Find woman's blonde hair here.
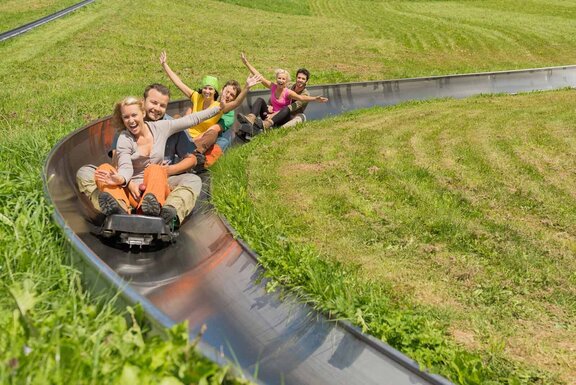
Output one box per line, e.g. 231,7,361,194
111,96,145,132
274,69,290,82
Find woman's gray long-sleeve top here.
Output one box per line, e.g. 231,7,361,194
115,106,220,184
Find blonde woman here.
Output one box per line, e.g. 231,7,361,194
92,96,222,226
237,53,328,132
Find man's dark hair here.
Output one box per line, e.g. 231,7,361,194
296,68,310,82
144,83,171,99
223,80,242,99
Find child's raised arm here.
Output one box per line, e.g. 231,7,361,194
160,51,194,98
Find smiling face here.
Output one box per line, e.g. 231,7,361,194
202,85,216,100
144,88,169,121
222,85,238,103
121,104,145,136
276,72,289,87
295,72,308,88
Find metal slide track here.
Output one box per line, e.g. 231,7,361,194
43,65,576,385
0,0,95,42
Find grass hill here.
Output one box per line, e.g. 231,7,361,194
1,0,575,383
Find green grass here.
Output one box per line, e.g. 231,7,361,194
0,0,84,32
2,0,576,383
212,90,576,384
215,0,310,16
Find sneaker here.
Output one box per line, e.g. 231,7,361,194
238,123,255,136
160,205,179,227
98,192,127,216
193,152,207,173
237,113,255,125
254,117,264,131
236,130,251,142
141,193,161,216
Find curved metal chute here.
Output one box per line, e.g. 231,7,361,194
43,65,576,385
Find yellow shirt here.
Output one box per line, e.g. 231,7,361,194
188,91,223,138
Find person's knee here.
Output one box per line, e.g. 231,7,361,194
95,163,115,173
175,173,202,196
282,113,306,128
145,163,166,177
216,137,231,152
194,129,219,153
76,164,96,182
147,164,163,171
76,164,97,194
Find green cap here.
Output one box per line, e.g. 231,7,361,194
202,75,219,90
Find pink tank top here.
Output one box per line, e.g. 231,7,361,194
270,83,291,112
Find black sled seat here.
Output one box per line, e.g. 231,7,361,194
98,214,176,247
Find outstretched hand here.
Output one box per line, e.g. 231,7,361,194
220,87,229,103
246,73,262,88
95,168,125,186
219,94,227,112
240,52,248,65
316,96,329,103
159,50,167,65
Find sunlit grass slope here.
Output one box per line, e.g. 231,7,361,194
0,0,82,32
1,0,576,383
219,0,576,78
212,90,576,384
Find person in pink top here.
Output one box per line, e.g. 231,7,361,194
269,80,292,112
237,53,328,134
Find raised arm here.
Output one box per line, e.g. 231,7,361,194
241,53,272,89
221,74,263,113
162,106,223,136
288,88,310,112
160,51,194,98
287,89,328,103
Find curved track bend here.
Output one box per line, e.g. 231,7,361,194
43,66,576,385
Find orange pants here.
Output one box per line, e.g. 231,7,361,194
95,163,170,213
205,144,223,168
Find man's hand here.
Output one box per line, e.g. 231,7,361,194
127,181,141,201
